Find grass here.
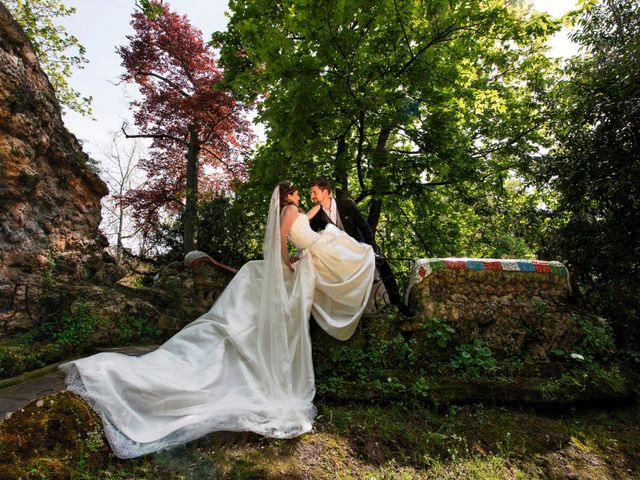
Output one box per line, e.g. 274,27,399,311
3,393,639,479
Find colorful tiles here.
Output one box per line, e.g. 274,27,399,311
407,258,570,304
410,258,568,283
483,261,502,271
466,260,485,270
444,259,466,270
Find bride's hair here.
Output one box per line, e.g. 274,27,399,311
278,181,298,207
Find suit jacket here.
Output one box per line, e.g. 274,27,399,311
309,193,377,249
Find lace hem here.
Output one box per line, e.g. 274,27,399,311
59,362,316,459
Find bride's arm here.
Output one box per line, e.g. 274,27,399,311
306,204,321,219
280,205,298,269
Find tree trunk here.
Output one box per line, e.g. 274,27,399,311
184,124,200,252
116,201,124,261
368,127,391,233
334,135,349,193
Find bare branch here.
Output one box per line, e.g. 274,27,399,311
136,70,192,97
121,124,188,146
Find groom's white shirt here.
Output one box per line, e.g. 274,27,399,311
323,197,344,230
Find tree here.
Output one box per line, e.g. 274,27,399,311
119,2,254,252
534,0,640,344
100,132,147,261
4,0,92,115
214,0,560,254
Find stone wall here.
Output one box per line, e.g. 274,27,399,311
0,5,120,333
405,258,577,363
310,258,627,404
150,260,235,330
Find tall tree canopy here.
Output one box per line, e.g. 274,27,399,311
119,2,254,252
5,0,92,115
534,0,640,343
213,0,560,265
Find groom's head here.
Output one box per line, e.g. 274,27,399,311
309,178,332,206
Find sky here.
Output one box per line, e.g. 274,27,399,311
58,0,579,164
59,0,230,160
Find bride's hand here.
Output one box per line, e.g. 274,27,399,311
306,203,321,219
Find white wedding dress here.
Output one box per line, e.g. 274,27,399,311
60,188,375,458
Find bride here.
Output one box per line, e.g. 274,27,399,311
60,182,375,458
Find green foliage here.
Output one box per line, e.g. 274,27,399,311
0,300,163,380
47,304,98,347
450,339,497,378
196,195,264,268
17,170,41,193
318,332,417,396
0,345,45,377
215,0,561,264
5,0,92,116
137,0,163,19
575,316,616,363
532,0,640,347
423,316,455,349
547,315,616,371
42,250,57,287
537,373,586,402
113,314,163,345
7,82,39,114
83,430,105,453
147,183,267,266
411,376,430,398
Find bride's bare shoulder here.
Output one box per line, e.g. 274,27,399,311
281,204,299,217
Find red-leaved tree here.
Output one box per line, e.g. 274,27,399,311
118,1,254,252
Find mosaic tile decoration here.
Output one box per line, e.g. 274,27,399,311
405,258,569,303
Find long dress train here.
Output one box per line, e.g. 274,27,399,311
60,199,375,458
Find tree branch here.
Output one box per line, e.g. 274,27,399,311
121,124,188,146
397,203,433,256
200,145,231,170
356,110,366,192
393,0,414,58
136,70,191,97
396,21,483,78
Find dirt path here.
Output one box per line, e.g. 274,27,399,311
0,345,156,421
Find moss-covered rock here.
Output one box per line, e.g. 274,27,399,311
0,284,167,380
0,391,110,479
0,255,235,381
149,261,234,330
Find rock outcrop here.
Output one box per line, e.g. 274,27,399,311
150,259,234,330
0,391,111,479
0,4,120,333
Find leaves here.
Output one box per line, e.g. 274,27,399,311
215,0,561,262
117,2,254,251
5,0,92,116
533,0,640,343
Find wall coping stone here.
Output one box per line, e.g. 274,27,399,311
406,257,570,303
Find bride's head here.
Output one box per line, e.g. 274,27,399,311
278,181,300,207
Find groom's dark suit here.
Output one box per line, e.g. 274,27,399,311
309,193,375,246
309,193,413,316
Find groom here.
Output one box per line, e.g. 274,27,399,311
308,179,415,317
